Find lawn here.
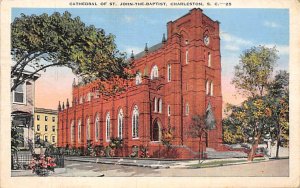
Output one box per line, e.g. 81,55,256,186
188,158,265,168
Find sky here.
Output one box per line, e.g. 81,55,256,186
12,8,289,111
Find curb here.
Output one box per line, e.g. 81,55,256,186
182,159,269,169
65,158,170,169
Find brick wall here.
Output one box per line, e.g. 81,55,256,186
58,9,223,159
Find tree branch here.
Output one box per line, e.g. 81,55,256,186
11,51,37,74
11,62,66,91
11,52,47,91
12,52,45,75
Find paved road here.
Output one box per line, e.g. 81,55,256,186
57,159,289,177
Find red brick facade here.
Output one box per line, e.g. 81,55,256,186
58,9,223,159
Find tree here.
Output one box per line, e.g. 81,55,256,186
232,45,279,97
11,123,23,153
189,115,209,163
222,107,245,144
225,70,289,160
267,71,289,158
11,122,24,169
231,97,274,161
11,11,132,92
230,45,282,161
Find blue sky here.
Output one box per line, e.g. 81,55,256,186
12,8,289,108
12,8,289,72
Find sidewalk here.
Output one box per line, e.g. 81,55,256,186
66,156,173,169
11,168,105,177
11,157,276,177
65,156,269,169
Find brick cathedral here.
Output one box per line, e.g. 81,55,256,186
57,9,223,159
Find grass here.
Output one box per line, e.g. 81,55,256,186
188,157,266,168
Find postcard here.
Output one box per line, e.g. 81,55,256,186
1,0,299,187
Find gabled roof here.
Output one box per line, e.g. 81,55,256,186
11,68,41,81
133,42,163,60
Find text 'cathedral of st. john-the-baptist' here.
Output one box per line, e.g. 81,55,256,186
57,8,223,159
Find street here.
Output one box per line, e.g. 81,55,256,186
55,159,289,177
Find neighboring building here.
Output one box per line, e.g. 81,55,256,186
11,70,40,149
57,9,223,159
34,108,58,146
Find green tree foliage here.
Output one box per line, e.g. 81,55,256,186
11,123,23,153
222,110,245,144
227,46,289,161
224,97,275,160
267,71,289,158
232,46,279,97
11,11,132,91
224,71,289,159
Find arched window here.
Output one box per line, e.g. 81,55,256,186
71,120,75,143
150,65,159,79
208,52,211,67
210,81,214,96
78,119,81,142
167,105,171,116
167,64,171,82
106,112,111,141
86,117,90,141
186,103,189,115
151,120,161,141
135,72,142,85
118,109,124,139
132,105,139,138
95,114,100,141
185,49,189,64
158,98,162,113
206,80,210,95
154,97,158,112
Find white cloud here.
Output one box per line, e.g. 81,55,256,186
264,44,289,56
275,45,289,56
221,32,253,52
123,15,134,23
123,45,144,56
223,44,240,52
220,32,288,56
263,21,281,28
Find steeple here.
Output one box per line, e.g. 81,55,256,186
58,101,61,111
62,102,65,110
130,50,134,60
162,33,166,43
66,98,70,108
144,43,148,53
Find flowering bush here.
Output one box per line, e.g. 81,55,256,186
161,127,174,147
139,145,149,158
29,154,56,176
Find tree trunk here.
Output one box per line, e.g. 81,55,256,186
248,134,260,161
276,128,281,159
199,136,201,164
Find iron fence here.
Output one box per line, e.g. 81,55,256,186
11,153,64,170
